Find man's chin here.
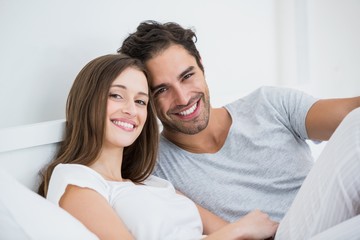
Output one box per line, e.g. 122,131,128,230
163,122,208,135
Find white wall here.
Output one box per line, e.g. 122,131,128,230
275,0,360,98
307,0,360,98
1,0,359,129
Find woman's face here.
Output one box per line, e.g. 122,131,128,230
104,67,149,149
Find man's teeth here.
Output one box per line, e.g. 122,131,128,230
179,103,197,116
112,120,134,129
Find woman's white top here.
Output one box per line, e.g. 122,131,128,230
47,164,203,240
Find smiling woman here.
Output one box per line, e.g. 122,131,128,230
37,54,168,240
101,67,149,156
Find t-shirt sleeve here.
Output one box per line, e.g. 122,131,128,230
46,164,109,205
260,86,318,140
225,86,318,141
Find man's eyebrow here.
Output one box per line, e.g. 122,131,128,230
151,83,167,92
150,66,195,92
110,84,148,97
178,66,195,80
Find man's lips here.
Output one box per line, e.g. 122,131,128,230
178,102,198,116
171,99,200,119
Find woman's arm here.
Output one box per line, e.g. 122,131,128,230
200,208,278,240
195,203,229,234
59,184,134,240
179,190,278,239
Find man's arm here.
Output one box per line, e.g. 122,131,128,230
305,96,360,141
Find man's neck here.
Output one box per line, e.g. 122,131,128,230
163,107,232,154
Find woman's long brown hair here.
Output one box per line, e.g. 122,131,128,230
38,54,159,197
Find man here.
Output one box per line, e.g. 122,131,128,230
118,20,360,224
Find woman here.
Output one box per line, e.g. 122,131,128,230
38,54,278,240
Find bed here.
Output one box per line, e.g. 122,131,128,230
0,119,99,239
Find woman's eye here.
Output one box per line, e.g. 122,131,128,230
135,100,147,106
109,93,122,100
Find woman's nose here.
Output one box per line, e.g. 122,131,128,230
122,101,137,116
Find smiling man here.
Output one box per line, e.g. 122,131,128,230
118,20,360,238
146,44,213,138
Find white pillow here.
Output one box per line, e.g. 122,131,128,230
0,168,99,240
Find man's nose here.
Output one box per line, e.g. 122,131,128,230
172,85,189,106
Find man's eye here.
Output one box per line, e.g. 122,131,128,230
154,88,167,97
183,73,193,80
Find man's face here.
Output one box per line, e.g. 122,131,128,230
145,44,210,135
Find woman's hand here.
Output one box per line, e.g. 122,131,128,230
204,209,278,240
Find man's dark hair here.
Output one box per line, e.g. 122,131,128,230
118,20,204,72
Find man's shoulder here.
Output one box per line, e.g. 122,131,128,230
226,86,308,109
225,86,280,104
224,86,276,111
244,86,300,100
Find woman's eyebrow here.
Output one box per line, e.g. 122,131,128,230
111,84,148,97
111,84,126,89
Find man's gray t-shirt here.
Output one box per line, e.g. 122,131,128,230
153,86,318,222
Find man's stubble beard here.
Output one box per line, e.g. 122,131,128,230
160,93,210,135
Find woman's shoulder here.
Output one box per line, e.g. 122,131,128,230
54,163,95,174
47,164,110,204
52,164,106,183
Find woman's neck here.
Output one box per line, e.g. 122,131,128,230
89,146,125,182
